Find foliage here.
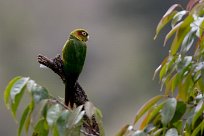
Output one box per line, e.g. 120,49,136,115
5,1,204,136
4,76,104,136
116,0,204,136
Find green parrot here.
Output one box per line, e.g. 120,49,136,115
62,29,89,108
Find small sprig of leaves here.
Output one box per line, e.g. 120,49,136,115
4,76,104,136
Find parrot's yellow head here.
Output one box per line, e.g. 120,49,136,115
70,29,89,42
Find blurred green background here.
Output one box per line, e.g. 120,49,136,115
0,0,186,135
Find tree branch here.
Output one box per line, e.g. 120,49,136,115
37,54,88,105
37,54,99,135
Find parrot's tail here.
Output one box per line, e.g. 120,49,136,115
65,75,78,108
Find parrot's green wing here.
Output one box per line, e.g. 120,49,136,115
62,38,87,107
62,39,87,77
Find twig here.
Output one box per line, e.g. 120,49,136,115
48,95,71,110
37,54,88,105
38,54,65,82
80,129,99,136
82,118,100,136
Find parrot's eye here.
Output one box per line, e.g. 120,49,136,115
81,31,87,36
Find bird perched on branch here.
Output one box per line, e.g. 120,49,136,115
62,29,89,108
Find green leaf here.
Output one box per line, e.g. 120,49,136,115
10,77,29,117
10,77,29,102
95,108,105,136
55,110,70,136
134,95,164,124
115,124,130,136
32,118,49,136
161,98,177,126
144,124,156,134
27,80,49,103
143,103,164,126
160,64,168,80
170,28,187,55
185,106,195,131
152,128,164,136
180,32,195,54
171,101,186,123
194,62,204,73
171,10,188,27
171,74,181,92
177,74,193,102
198,68,204,92
67,105,85,128
154,4,182,39
4,76,21,108
53,125,60,136
65,123,82,136
41,102,50,118
25,100,35,133
165,128,178,136
177,56,192,73
95,107,103,119
140,103,165,130
46,104,62,126
159,55,177,81
191,16,204,37
201,119,204,136
18,105,30,136
173,120,182,134
191,120,204,136
48,106,85,136
170,15,194,55
198,17,204,37
164,21,183,46
157,57,168,80
192,100,204,128
152,114,162,127
153,65,162,80
139,109,154,130
64,106,85,136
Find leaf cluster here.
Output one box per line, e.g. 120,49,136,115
4,76,104,136
117,0,204,136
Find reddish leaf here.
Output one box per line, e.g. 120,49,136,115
115,124,130,136
186,0,200,11
164,21,183,46
154,4,182,39
134,95,164,125
139,103,164,130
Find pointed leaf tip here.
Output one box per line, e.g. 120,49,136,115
134,95,164,125
115,124,130,136
154,4,182,39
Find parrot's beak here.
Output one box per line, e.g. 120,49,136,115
87,35,89,40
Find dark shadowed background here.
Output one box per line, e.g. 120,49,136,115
0,0,186,135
